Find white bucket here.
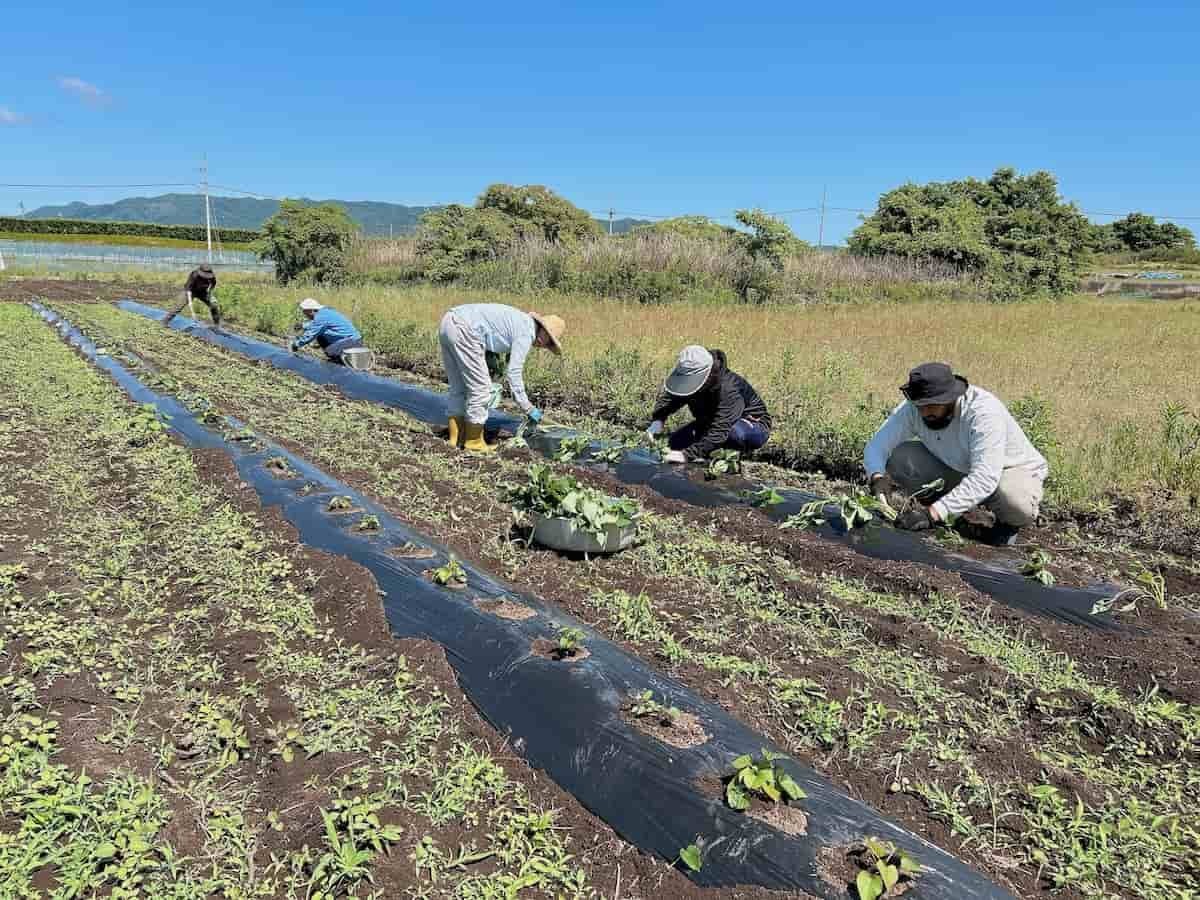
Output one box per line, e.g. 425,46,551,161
342,347,375,371
531,513,637,554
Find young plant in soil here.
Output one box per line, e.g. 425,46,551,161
430,556,468,588
503,464,640,540
706,449,742,479
629,690,682,727
327,495,356,512
265,456,298,478
746,487,785,508
1020,549,1056,585
553,435,592,462
853,837,922,900
354,514,381,532
725,749,806,810
676,843,703,872
556,626,586,659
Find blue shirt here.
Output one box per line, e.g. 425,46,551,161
450,303,537,412
293,307,361,349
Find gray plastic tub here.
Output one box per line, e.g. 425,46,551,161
531,513,637,554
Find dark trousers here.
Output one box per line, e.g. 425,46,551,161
163,290,220,325
668,418,770,455
321,336,365,363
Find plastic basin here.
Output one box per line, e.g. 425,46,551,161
531,513,636,554
342,347,375,371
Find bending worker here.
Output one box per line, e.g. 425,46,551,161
647,346,771,463
439,303,565,451
290,298,364,363
865,362,1048,542
162,263,220,327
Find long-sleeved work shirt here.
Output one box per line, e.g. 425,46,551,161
184,268,216,299
863,385,1048,520
450,303,537,412
293,308,361,350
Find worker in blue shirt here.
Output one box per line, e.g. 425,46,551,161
438,303,565,451
290,298,364,363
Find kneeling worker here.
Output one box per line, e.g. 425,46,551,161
439,303,565,451
647,346,771,463
290,298,364,363
865,362,1048,541
163,263,220,327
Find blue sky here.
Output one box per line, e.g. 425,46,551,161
2,0,1197,243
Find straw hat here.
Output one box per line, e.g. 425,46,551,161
664,345,714,397
529,312,565,355
299,298,323,312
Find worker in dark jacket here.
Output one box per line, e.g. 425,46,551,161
163,264,220,327
646,346,771,463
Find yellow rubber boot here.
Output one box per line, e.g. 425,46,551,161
446,416,464,448
462,422,496,452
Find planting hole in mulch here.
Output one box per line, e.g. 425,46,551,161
475,598,537,621
423,569,468,590
389,542,436,560
531,638,591,663
263,457,299,479
623,708,710,749
696,774,808,836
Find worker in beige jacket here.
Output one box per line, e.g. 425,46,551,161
864,363,1048,543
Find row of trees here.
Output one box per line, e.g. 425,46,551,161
255,174,1194,298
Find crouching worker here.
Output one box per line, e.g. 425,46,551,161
647,346,771,464
438,303,565,451
290,298,364,363
163,263,220,327
865,362,1048,543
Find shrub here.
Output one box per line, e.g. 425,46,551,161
415,205,534,282
255,201,357,285
0,215,258,244
476,184,601,244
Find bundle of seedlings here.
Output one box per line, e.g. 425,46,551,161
502,464,641,553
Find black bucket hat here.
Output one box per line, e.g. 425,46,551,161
901,362,968,406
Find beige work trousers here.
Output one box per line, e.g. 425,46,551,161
885,441,1044,526
438,312,493,425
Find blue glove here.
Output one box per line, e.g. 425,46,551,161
527,408,543,425
289,340,299,353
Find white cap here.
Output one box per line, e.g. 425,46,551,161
299,298,323,312
664,345,714,397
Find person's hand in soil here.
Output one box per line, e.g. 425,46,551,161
896,504,934,531
870,474,897,500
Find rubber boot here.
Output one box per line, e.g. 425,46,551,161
446,416,464,448
462,422,495,453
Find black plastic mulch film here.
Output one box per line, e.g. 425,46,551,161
33,303,1015,897
117,299,1120,630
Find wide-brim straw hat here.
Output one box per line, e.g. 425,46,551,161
664,345,714,397
299,297,323,312
529,312,565,355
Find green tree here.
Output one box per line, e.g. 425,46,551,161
734,208,810,269
635,215,735,242
415,204,534,282
848,168,1091,298
254,200,357,285
1110,212,1196,252
476,184,601,244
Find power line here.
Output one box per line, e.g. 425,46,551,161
0,182,194,189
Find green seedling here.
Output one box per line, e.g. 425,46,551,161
503,464,640,539
678,843,703,872
354,514,381,532
556,626,586,657
706,449,742,479
854,836,922,900
554,435,592,462
430,556,468,587
1133,563,1167,610
780,498,829,530
747,487,785,507
593,442,634,466
629,690,681,727
934,524,967,547
327,495,355,512
264,456,297,477
725,749,806,810
1020,549,1055,586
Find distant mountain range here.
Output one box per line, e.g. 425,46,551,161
26,193,648,236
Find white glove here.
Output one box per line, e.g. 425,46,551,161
646,421,664,437
664,449,686,464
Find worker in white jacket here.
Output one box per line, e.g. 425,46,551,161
438,303,565,452
864,362,1048,540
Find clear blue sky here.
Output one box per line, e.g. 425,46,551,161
2,0,1197,243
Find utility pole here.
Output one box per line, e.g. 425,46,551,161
817,185,827,251
608,208,614,236
201,155,213,262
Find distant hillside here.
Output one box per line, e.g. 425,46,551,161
27,194,649,236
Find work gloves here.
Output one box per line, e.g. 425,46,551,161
527,408,543,426
896,504,934,532
645,420,664,441
870,474,897,500
664,449,687,464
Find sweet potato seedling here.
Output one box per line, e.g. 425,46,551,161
746,487,785,507
430,556,468,587
354,514,381,532
677,843,703,872
854,836,922,900
327,495,355,512
556,626,586,657
1020,549,1055,585
629,690,681,726
706,449,742,479
554,435,592,462
725,748,806,810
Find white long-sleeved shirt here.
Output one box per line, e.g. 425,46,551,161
863,385,1048,520
450,303,537,412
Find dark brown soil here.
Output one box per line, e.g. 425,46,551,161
0,276,163,304
475,597,538,620
624,709,711,750
389,541,437,559
531,637,592,663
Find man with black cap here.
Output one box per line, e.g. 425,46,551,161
646,345,771,463
864,362,1048,541
163,263,220,328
